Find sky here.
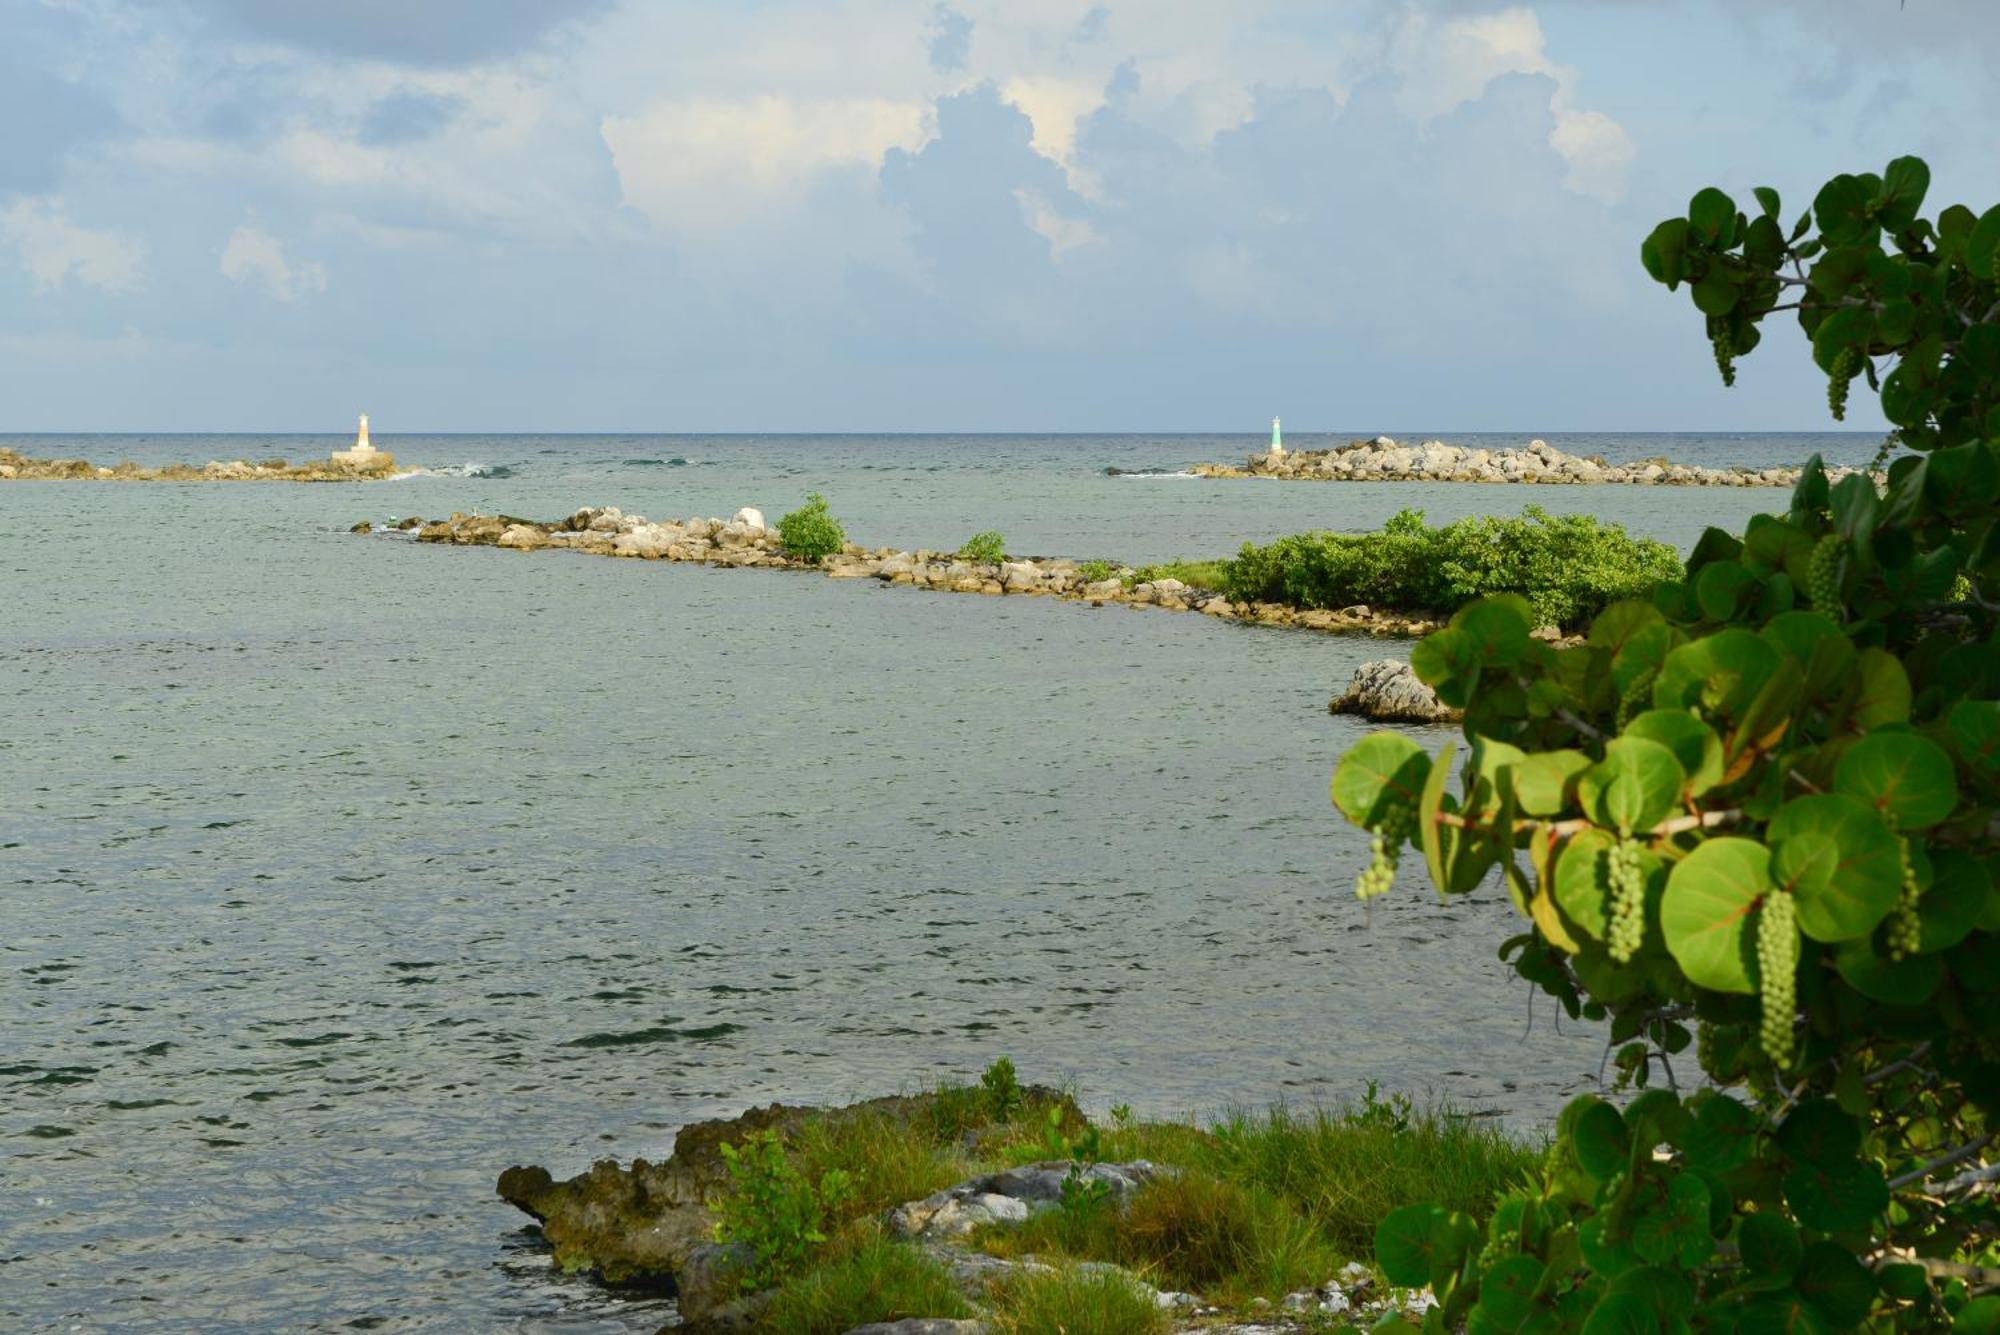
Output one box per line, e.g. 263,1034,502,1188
1,0,1995,433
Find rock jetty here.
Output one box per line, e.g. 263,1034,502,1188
1193,435,1854,486
394,506,1447,640
0,445,399,482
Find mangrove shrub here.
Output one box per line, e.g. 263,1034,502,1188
1226,507,1680,629
778,493,847,563
1332,156,1999,1332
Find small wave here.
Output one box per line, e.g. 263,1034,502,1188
621,456,690,467
1104,466,1197,479
391,462,516,480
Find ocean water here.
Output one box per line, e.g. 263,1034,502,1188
1,432,1875,1332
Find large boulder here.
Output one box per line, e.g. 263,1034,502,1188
886,1161,1171,1241
1330,660,1458,724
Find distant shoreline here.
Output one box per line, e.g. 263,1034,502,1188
0,447,401,483
1190,435,1870,486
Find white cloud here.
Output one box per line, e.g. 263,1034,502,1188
0,198,146,293
1388,5,1634,203
602,95,930,231
220,222,328,299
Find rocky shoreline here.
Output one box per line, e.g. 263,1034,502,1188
499,1087,1445,1334
1192,435,1860,486
384,506,1451,642
0,445,400,482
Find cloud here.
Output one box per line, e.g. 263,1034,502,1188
0,5,121,194
357,91,466,146
1,199,145,293
603,96,931,233
220,223,328,300
183,0,611,66
928,5,974,73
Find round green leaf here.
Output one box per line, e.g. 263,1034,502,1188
1632,1173,1713,1268
1662,838,1770,994
1689,186,1737,242
1573,1099,1632,1181
1331,732,1431,827
1738,1294,1830,1335
1579,736,1686,835
1683,1094,1756,1173
1776,1099,1861,1163
1851,649,1911,730
1556,828,1614,943
1784,1158,1889,1234
1833,731,1959,829
1919,849,1989,953
1515,749,1592,817
1477,1255,1547,1328
1948,699,2000,771
1766,794,1901,941
1956,1297,2000,1334
1652,631,1780,720
1622,710,1724,797
1794,1241,1876,1327
1695,559,1758,619
1374,1202,1446,1287
1967,205,2000,281
1579,1291,1655,1335
1737,1213,1801,1289
1834,938,1942,1004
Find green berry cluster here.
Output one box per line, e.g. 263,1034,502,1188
1827,347,1858,420
1710,326,1737,387
1757,891,1799,1068
1355,799,1417,900
1616,668,1657,731
1887,839,1923,961
1606,837,1646,963
1807,533,1846,614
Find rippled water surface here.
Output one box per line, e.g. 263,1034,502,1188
2,432,1876,1331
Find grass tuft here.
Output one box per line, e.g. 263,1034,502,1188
759,1230,973,1335
988,1263,1167,1335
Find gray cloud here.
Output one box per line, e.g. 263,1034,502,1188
357,92,467,146
184,0,611,65
927,5,973,74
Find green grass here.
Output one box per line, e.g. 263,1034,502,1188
987,1263,1168,1335
1204,1101,1541,1257
758,1230,973,1334
788,1109,973,1226
1125,558,1231,592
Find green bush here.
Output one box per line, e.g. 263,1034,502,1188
1332,156,1999,1333
1076,559,1120,584
777,493,847,563
959,530,1006,564
1224,506,1680,629
711,1130,852,1290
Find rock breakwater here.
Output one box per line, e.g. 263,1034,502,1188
1193,435,1859,486
0,446,399,482
395,506,1448,639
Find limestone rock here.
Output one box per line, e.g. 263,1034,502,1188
887,1161,1170,1241
1330,660,1458,724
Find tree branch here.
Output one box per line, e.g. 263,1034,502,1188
1888,1133,1996,1191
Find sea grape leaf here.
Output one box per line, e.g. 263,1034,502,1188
1579,736,1685,835
1622,710,1724,797
1516,749,1592,816
1737,1213,1802,1290
1662,838,1769,994
1766,794,1901,941
1331,732,1431,827
1573,1098,1632,1181
1652,630,1780,720
1833,731,1959,829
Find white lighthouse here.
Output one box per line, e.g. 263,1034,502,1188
1270,416,1284,458
331,413,393,473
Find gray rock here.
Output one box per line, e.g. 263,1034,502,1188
887,1161,1170,1240
1330,660,1457,724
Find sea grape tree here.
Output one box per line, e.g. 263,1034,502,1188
1333,156,1998,1332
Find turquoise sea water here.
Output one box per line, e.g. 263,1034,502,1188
1,432,1877,1331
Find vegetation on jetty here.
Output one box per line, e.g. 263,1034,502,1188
0,445,399,481
1331,156,2000,1333
498,1061,1537,1333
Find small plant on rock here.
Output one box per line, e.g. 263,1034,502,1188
1076,559,1119,584
711,1129,853,1291
777,492,847,563
959,530,1006,564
